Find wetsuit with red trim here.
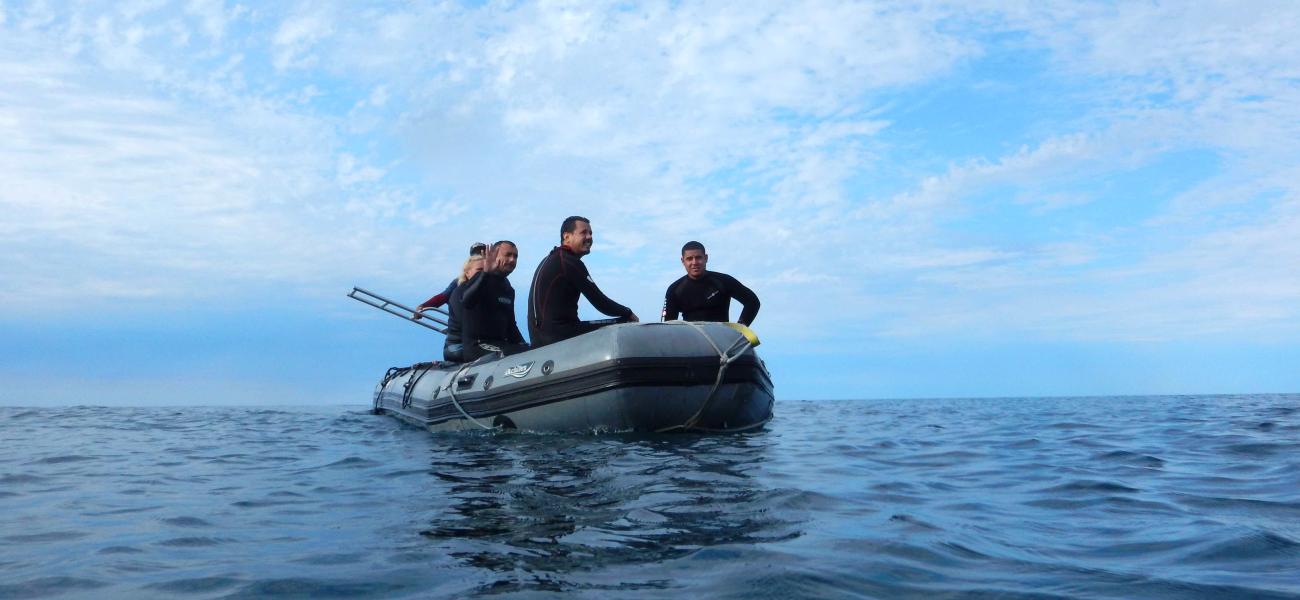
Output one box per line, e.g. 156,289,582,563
527,245,634,348
418,279,463,361
417,279,457,311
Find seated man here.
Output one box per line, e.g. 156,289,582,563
527,216,639,348
455,241,529,362
662,241,760,326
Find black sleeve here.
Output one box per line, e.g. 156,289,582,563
662,279,681,321
720,274,760,326
458,272,488,308
570,260,633,318
510,320,526,345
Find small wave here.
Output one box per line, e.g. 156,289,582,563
888,513,941,532
97,546,145,554
1222,442,1294,456
83,506,163,516
1180,530,1300,564
231,499,311,508
156,536,233,547
144,576,243,594
3,531,89,543
1022,497,1109,510
380,468,430,479
0,576,108,597
310,456,381,470
1040,480,1140,494
219,578,409,599
1173,493,1300,517
32,454,97,465
161,516,214,527
1096,450,1166,468
1048,421,1100,430
289,553,366,566
0,473,48,484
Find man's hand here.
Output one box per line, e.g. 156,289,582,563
413,307,427,320
627,312,640,323
483,243,504,274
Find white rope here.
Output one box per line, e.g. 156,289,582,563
657,322,752,432
445,355,500,431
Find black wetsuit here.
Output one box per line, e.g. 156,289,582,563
455,271,528,361
661,271,760,326
527,245,634,347
443,285,466,362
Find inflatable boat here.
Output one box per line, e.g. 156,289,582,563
351,284,773,433
371,321,774,433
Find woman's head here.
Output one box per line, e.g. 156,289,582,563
459,255,485,283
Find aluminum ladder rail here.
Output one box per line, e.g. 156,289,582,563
348,287,450,334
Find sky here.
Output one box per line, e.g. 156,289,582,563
1,0,1298,405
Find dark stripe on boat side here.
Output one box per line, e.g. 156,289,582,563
378,355,772,427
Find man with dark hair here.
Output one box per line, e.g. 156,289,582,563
455,240,528,361
662,240,760,326
527,216,639,347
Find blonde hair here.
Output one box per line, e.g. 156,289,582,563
458,256,485,284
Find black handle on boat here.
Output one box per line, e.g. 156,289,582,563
348,287,449,334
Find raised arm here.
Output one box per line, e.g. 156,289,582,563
458,272,489,309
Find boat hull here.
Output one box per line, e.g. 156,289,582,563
372,322,774,433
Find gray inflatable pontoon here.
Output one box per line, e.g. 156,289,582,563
371,321,774,433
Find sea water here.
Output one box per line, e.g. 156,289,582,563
1,395,1297,599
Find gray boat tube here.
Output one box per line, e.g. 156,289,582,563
372,321,774,433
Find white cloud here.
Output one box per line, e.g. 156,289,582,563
1,0,1297,349
271,5,336,70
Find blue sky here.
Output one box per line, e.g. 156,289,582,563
2,1,1297,405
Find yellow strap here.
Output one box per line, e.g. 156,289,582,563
725,322,761,347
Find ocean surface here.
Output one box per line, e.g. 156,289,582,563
1,395,1298,599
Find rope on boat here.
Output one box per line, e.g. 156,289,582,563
657,322,752,433
446,354,501,431
402,364,435,410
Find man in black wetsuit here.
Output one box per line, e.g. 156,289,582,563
527,216,639,348
661,241,760,326
454,241,529,362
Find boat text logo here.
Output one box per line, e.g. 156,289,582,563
504,362,534,378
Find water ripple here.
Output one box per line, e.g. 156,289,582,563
0,397,1297,598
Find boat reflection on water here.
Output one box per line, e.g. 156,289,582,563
418,431,800,593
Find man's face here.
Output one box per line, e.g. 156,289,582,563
681,248,708,279
563,221,594,256
497,244,519,275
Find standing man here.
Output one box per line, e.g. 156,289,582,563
528,216,639,347
662,241,760,326
456,240,528,361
